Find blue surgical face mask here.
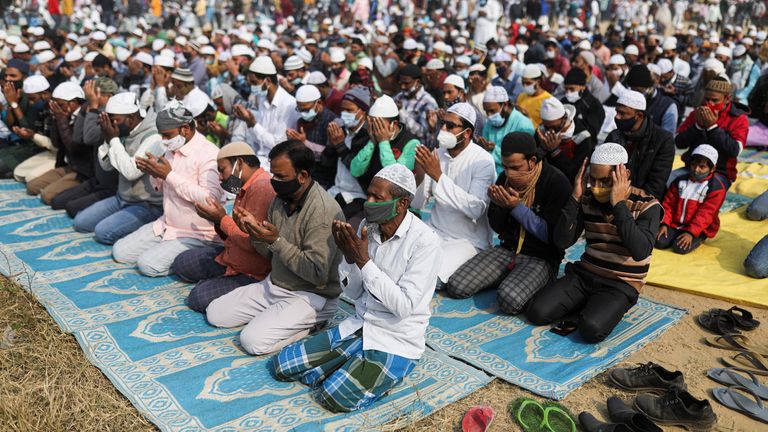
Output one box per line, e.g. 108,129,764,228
341,111,359,128
488,112,505,127
457,69,470,79
251,84,267,97
300,108,317,122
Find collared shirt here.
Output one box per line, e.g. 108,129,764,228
216,168,275,279
246,86,299,169
413,142,496,250
394,87,438,144
151,131,224,241
338,212,442,359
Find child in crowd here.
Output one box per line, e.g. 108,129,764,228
656,144,728,254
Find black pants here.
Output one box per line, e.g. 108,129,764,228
51,178,117,218
526,264,639,343
655,227,705,254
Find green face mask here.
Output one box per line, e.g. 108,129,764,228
363,198,400,223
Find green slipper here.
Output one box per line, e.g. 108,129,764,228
510,398,578,432
541,403,578,432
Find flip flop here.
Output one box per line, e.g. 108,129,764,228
462,405,494,432
697,309,739,335
705,334,768,356
711,386,768,423
727,306,760,331
723,352,768,376
707,368,768,400
511,398,546,432
542,405,578,432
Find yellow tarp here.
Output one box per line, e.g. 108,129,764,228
648,208,768,308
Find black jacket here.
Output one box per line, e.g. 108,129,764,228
606,118,675,201
488,162,571,268
319,121,372,190
562,89,605,141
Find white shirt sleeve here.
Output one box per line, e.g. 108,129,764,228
432,157,495,221
97,143,114,171
107,134,164,181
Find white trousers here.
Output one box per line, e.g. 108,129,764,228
13,151,56,183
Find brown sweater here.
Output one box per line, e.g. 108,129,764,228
252,181,344,299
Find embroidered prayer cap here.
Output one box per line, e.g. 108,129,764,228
52,82,84,101
662,38,677,51
493,51,512,62
13,43,30,53
231,44,255,58
705,75,732,94
374,163,416,196
617,90,647,111
283,55,304,71
218,141,256,160
692,144,719,167
733,45,747,58
483,86,509,103
152,39,166,52
105,92,141,115
447,102,476,128
329,47,346,63
591,143,628,166
156,100,194,130
646,63,661,77
94,77,119,94
22,75,50,94
455,55,472,66
368,95,398,118
171,68,194,83
540,97,566,121
295,85,321,103
444,74,465,91
358,57,373,71
34,50,56,64
185,93,214,117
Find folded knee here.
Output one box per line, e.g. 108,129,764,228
744,259,768,279
205,301,239,329
137,256,169,277
525,299,556,326
239,327,279,356
186,286,210,313
111,242,131,264
578,317,610,343
746,205,767,221
94,228,119,245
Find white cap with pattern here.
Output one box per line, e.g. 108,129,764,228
591,143,628,165
374,163,416,195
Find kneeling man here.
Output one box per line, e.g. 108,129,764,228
272,163,441,412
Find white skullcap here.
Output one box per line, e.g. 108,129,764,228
33,41,51,51
23,75,50,94
433,41,448,52
493,51,512,62
231,44,254,58
329,47,345,63
249,56,277,74
154,55,175,68
715,46,732,58
425,58,445,70
503,44,518,55
523,64,542,79
115,46,131,63
455,36,468,45
483,86,509,103
454,55,472,66
368,94,398,118
609,54,626,65
617,90,647,111
186,94,214,117
692,144,719,167
5,35,21,46
579,50,596,67
52,82,84,101
468,63,486,72
374,163,416,196
295,85,321,103
444,74,465,91
662,38,677,51
403,38,417,50
106,92,141,115
447,102,476,127
742,37,754,46
35,50,56,64
152,39,166,52
296,48,313,64
13,43,30,54
91,31,107,41
134,52,154,66
305,71,328,85
591,143,628,166
624,44,639,56
647,63,661,76
255,39,273,51
358,57,373,71
540,97,566,121
29,26,45,36
65,50,83,62
283,55,304,71
200,45,216,56
757,31,767,42
657,58,674,74
577,40,592,51
84,51,99,62
733,45,747,57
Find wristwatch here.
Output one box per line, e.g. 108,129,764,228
10,102,19,110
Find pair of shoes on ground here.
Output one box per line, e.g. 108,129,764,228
579,396,661,432
703,333,768,376
708,367,768,423
605,362,716,431
696,306,760,335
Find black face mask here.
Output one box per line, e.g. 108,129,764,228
220,160,243,194
183,52,193,61
118,123,131,137
271,177,302,200
9,80,23,90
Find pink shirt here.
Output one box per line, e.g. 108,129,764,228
151,132,224,241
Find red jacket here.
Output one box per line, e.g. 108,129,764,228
675,102,750,182
661,172,728,238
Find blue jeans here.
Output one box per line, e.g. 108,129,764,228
746,191,768,221
745,235,768,279
73,196,163,245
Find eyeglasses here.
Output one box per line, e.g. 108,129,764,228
443,121,462,130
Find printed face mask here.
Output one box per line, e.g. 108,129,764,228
220,160,243,194
163,134,186,151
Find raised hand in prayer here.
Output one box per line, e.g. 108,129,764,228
152,66,170,88
332,220,370,268
195,197,227,224
571,158,588,202
135,152,172,180
610,163,631,206
84,80,102,110
98,112,120,140
488,184,520,208
208,121,230,141
369,117,397,144
327,122,345,147
426,109,438,131
414,145,442,181
242,216,280,244
11,127,34,140
286,127,307,142
233,104,256,128
537,127,562,152
476,136,495,151
675,232,694,250
49,100,68,118
3,82,20,105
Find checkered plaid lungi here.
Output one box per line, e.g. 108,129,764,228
272,326,417,412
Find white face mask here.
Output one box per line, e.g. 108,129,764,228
523,83,537,96
560,120,575,140
565,90,581,103
437,128,466,149
163,134,186,151
546,50,557,59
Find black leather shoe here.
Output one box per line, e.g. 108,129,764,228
579,412,633,432
633,388,717,432
609,362,687,394
607,396,662,432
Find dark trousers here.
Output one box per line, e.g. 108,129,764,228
52,178,117,218
172,245,259,313
655,227,705,254
525,264,639,343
